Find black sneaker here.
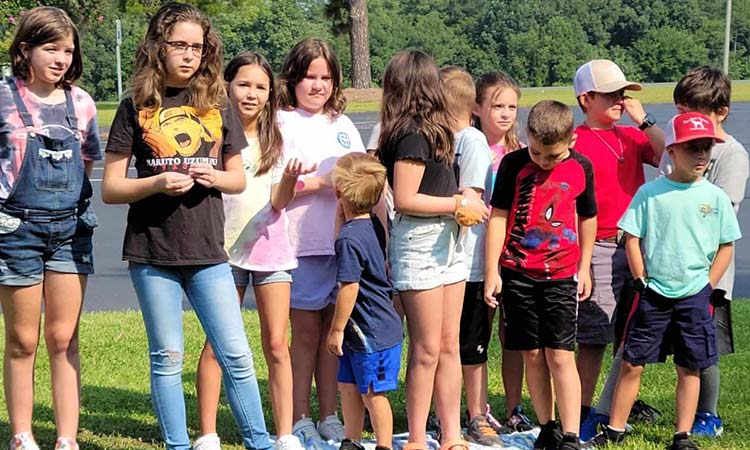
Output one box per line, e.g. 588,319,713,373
340,439,366,450
629,399,661,423
558,432,581,450
583,426,626,448
668,432,700,450
533,420,562,450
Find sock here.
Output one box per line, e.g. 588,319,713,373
673,431,690,441
596,347,624,414
562,432,579,442
580,405,592,423
697,364,720,415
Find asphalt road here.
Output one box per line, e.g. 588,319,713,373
85,103,750,311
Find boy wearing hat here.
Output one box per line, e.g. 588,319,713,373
588,112,741,450
571,60,666,438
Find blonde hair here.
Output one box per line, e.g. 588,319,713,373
131,3,225,114
334,152,386,215
475,71,522,150
440,66,475,126
526,100,574,145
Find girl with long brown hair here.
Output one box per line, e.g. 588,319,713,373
101,4,271,449
194,51,312,450
377,50,487,450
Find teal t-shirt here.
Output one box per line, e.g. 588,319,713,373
618,177,742,298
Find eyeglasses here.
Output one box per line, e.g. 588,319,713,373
165,40,206,57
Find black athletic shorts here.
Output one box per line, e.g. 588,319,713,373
460,281,493,364
500,267,578,351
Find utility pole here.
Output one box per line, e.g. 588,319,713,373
723,0,732,75
116,19,123,100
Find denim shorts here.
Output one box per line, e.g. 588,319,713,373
389,214,467,291
230,265,292,287
0,207,97,286
338,342,402,394
290,255,337,311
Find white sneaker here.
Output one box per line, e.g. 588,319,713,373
9,433,39,450
274,434,304,450
293,417,327,450
316,414,345,442
193,433,222,450
54,438,79,450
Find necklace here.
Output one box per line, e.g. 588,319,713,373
585,125,624,164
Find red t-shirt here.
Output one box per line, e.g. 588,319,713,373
573,125,657,240
490,149,597,279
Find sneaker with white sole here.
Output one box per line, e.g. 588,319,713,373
317,414,345,442
54,438,79,450
9,433,39,450
691,411,724,437
294,417,328,450
275,434,305,450
193,433,222,450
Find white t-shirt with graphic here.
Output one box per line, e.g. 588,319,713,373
223,136,297,272
279,108,365,256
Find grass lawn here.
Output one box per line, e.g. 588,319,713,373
95,81,750,126
0,301,749,449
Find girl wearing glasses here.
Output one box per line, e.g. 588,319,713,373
101,4,271,450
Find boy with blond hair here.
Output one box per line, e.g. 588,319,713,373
326,152,402,450
485,100,597,450
440,66,504,447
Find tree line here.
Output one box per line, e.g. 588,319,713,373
1,0,749,101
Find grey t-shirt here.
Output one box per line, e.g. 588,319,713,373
659,134,749,298
455,126,493,281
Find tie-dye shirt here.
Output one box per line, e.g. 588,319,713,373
223,136,297,271
0,78,101,201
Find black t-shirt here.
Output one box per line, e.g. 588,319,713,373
335,216,403,353
379,130,458,198
490,148,597,279
105,88,246,265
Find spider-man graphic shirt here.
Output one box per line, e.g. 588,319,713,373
490,148,597,279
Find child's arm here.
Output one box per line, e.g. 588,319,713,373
624,233,646,279
577,215,597,300
326,282,360,356
623,97,665,160
271,158,319,210
709,243,734,287
484,208,509,307
189,153,246,194
393,160,488,218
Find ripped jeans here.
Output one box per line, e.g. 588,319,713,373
129,263,271,450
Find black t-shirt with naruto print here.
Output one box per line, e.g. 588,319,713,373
106,88,246,265
490,148,597,280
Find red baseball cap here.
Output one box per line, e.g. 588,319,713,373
665,112,724,147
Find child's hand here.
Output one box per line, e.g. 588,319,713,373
326,330,344,356
156,171,195,196
577,268,592,301
283,158,318,178
454,195,490,226
484,271,502,308
188,163,216,188
623,96,647,126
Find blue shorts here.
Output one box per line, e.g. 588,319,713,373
230,265,292,287
290,255,337,311
623,284,717,370
0,207,96,286
337,343,402,394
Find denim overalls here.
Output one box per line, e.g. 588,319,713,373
0,79,96,286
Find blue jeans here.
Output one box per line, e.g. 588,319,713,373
129,262,272,450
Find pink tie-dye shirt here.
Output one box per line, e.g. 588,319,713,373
0,78,101,201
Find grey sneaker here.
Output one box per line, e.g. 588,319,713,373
317,414,345,442
294,417,328,450
465,413,503,448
